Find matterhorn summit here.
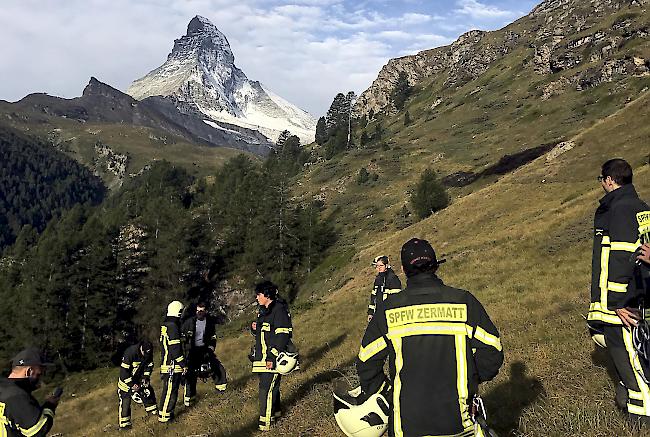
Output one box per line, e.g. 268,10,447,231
127,16,316,144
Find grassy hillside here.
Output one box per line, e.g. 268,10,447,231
45,84,650,436
0,113,251,189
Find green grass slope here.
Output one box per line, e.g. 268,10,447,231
0,114,251,189
46,86,650,436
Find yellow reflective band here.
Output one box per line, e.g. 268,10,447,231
392,337,404,437
388,322,469,339
118,381,130,391
145,405,157,412
168,339,181,345
608,281,629,293
638,211,650,240
384,288,401,295
42,409,54,418
386,304,467,327
270,348,280,357
120,362,130,369
264,375,278,426
358,337,387,362
474,326,503,351
599,236,611,310
623,328,650,415
261,323,271,331
215,384,227,391
610,241,640,252
275,327,292,334
629,389,644,401
368,305,376,310
18,413,49,437
123,377,133,383
455,334,472,429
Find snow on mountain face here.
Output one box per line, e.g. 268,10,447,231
127,16,316,144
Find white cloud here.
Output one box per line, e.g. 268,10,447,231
0,0,534,116
455,0,516,19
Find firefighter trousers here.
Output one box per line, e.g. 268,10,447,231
117,387,157,428
604,325,650,419
258,373,282,431
183,347,228,406
158,373,183,423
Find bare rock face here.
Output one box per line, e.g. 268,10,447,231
356,0,649,116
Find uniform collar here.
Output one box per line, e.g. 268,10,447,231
599,184,638,207
405,272,444,290
8,377,35,393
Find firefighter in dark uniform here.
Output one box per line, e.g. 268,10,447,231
0,348,60,437
368,255,402,322
117,340,157,429
586,159,650,423
158,300,187,423
357,238,504,436
181,301,228,407
250,281,293,431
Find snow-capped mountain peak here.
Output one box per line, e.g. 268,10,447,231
127,16,316,144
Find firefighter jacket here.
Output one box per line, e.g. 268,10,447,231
118,344,154,392
160,317,186,374
588,184,650,326
182,315,218,352
251,299,293,373
0,377,56,437
357,273,504,437
368,268,403,315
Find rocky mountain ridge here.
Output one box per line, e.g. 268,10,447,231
356,0,649,116
127,16,317,144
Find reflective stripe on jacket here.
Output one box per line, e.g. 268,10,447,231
251,299,293,373
118,344,154,392
160,317,185,374
0,378,56,437
357,273,503,437
368,269,403,315
588,184,650,326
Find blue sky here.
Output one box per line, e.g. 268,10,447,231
0,0,539,116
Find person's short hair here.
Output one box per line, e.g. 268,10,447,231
372,255,389,266
255,281,278,300
602,158,633,185
196,301,208,310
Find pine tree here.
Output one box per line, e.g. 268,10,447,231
410,169,449,220
392,71,412,111
315,117,327,145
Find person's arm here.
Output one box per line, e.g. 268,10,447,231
368,279,379,319
6,393,57,437
468,296,504,383
208,318,218,351
169,324,185,369
638,243,650,265
608,204,645,325
356,309,390,397
267,307,293,365
118,350,134,391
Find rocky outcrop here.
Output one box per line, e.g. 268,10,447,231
356,0,649,116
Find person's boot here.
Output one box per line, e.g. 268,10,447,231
615,381,628,412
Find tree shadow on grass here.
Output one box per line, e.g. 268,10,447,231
225,333,351,437
483,361,545,436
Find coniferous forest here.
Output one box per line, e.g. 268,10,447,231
0,130,334,371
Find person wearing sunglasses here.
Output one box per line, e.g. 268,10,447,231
587,158,650,425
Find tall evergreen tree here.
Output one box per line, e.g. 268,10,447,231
392,71,412,111
410,169,449,220
315,117,327,145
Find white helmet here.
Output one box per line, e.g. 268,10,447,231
333,380,390,437
167,300,184,318
131,387,152,404
275,351,299,375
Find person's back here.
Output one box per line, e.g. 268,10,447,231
357,238,503,436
